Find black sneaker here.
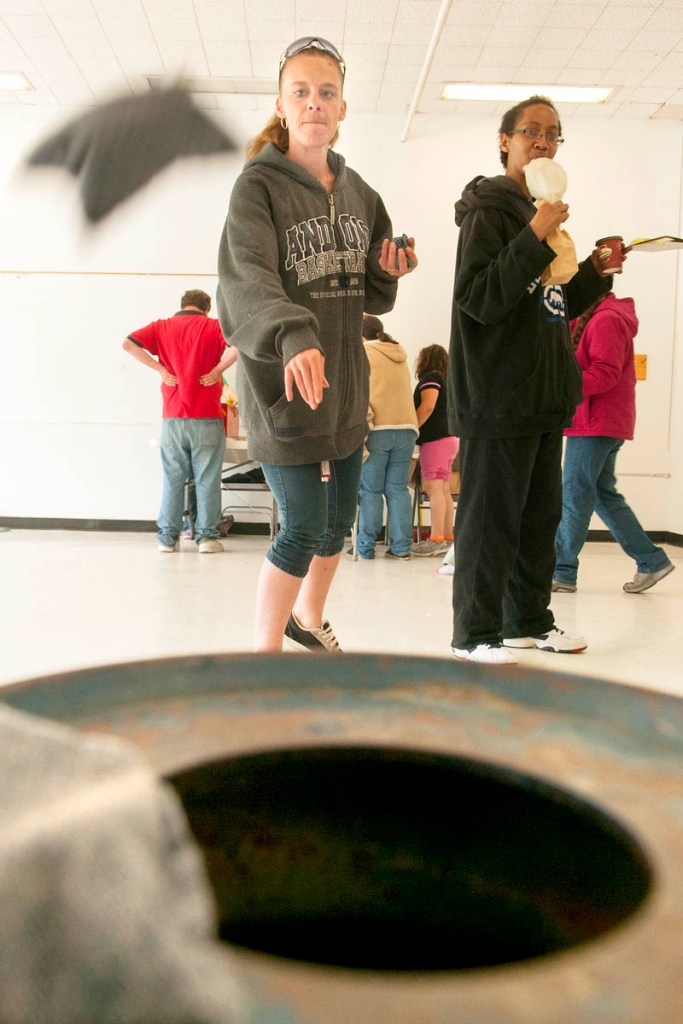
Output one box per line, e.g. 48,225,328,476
284,612,342,653
385,549,411,560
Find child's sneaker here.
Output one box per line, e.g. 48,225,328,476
284,613,342,653
438,563,454,576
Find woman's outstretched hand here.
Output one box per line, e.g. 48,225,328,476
379,236,418,277
285,348,329,410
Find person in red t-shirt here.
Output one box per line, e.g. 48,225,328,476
123,289,237,552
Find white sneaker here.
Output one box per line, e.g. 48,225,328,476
503,628,587,653
451,643,518,665
158,541,179,553
438,563,454,576
198,538,224,553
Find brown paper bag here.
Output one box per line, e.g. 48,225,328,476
535,200,579,285
542,226,579,284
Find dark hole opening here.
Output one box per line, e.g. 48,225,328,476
167,746,652,971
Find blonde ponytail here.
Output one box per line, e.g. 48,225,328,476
246,114,289,161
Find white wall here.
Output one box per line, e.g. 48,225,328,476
0,103,681,531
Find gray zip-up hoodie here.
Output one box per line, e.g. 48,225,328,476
216,143,398,465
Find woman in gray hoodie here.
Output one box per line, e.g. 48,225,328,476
217,36,417,652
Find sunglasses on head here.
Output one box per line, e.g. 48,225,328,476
279,36,346,77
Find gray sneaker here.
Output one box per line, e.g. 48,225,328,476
623,562,675,593
411,539,448,557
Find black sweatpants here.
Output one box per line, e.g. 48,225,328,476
451,429,563,649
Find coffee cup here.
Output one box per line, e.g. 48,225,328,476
595,235,624,274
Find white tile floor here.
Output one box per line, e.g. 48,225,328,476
0,528,681,697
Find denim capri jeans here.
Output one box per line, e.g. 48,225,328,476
261,445,363,578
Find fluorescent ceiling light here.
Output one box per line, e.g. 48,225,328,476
147,75,277,96
441,83,613,104
0,72,33,91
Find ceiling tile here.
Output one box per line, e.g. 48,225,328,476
380,79,415,100
98,15,153,41
568,48,621,70
0,0,43,13
448,2,503,27
295,20,345,42
155,39,209,74
49,15,108,41
549,3,602,30
246,20,293,43
46,71,96,104
344,21,394,44
346,0,399,23
2,0,682,122
495,1,550,27
92,0,147,15
146,17,200,42
249,41,283,77
197,17,249,41
615,49,665,71
433,43,483,65
385,43,431,65
440,22,491,46
245,0,295,18
470,64,521,81
645,7,683,31
628,28,678,49
614,100,660,117
397,1,441,25
41,0,93,14
2,15,58,39
390,22,435,44
142,0,194,15
479,45,524,65
295,0,344,18
485,24,541,47
194,0,245,19
556,67,608,85
529,26,589,49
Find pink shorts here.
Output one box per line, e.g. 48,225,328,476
419,436,459,481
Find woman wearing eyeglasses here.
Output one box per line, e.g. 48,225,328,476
217,37,417,652
448,95,614,664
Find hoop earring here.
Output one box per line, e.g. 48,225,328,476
280,117,288,130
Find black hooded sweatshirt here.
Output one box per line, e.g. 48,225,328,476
447,174,610,439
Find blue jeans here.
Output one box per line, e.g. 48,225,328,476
357,429,416,557
262,446,363,578
158,418,224,546
555,436,670,585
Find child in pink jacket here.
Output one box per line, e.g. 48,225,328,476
554,285,674,594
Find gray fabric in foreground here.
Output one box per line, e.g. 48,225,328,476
0,705,244,1024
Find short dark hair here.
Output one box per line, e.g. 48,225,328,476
415,344,448,379
180,289,211,312
498,95,562,168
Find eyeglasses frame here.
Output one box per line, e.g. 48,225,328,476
506,128,564,146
